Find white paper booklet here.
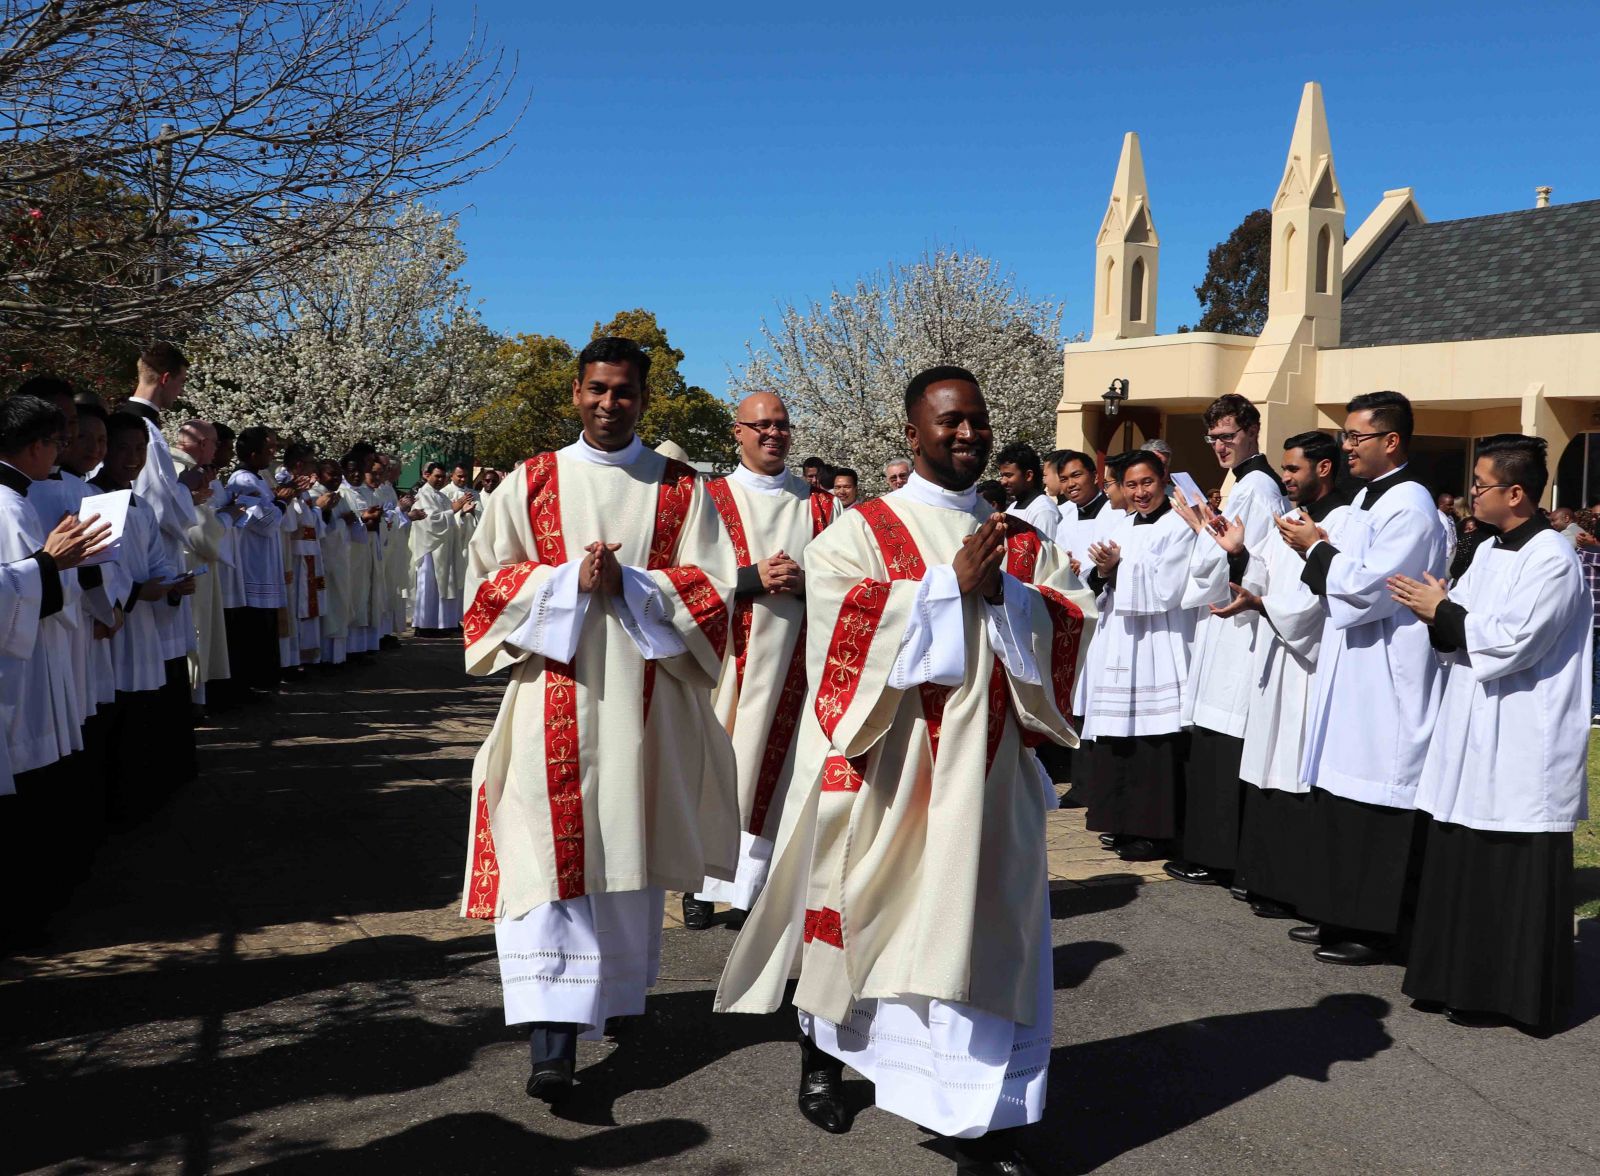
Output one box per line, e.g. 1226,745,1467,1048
75,488,131,567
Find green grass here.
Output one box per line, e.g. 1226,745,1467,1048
1576,731,1600,921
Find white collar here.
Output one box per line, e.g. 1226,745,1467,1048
892,470,980,515
730,463,791,496
562,433,643,467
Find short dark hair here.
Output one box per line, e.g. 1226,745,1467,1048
14,375,73,403
976,479,1008,511
1203,393,1260,432
139,341,189,376
452,463,471,473
1047,448,1095,477
1346,390,1413,448
104,411,148,449
801,456,827,472
75,401,108,425
996,441,1043,482
1283,430,1339,471
1476,433,1550,501
832,467,858,486
213,421,234,444
283,442,315,468
1104,451,1137,478
0,395,65,454
904,364,979,419
236,425,272,463
577,336,651,387
423,461,445,476
1120,449,1166,484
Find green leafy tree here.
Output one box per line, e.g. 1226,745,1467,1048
470,333,580,469
1191,208,1272,335
591,309,735,464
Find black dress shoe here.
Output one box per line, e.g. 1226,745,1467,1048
1098,833,1121,849
1409,998,1446,1015
1229,883,1250,901
953,1141,1038,1175
1249,897,1296,919
1314,940,1387,966
681,895,714,930
1116,838,1162,862
1058,785,1085,809
1287,924,1323,944
526,1058,574,1103
1163,860,1227,885
796,1035,850,1134
1446,1007,1510,1028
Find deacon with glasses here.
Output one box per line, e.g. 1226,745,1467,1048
719,366,1095,1176
1391,435,1590,1031
1277,391,1452,966
682,392,837,930
1166,395,1289,888
459,337,738,1105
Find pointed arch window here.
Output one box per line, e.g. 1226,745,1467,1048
1129,257,1145,322
1103,256,1115,315
1282,224,1297,292
1315,225,1333,294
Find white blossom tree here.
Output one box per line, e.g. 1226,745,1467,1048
729,249,1071,483
188,202,500,453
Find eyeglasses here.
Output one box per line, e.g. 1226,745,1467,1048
735,419,792,435
1339,429,1395,446
1202,429,1240,446
1470,481,1514,497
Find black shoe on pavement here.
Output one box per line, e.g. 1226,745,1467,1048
1446,1007,1510,1028
1116,838,1162,862
952,1138,1038,1175
1229,882,1250,901
796,1034,850,1134
1249,897,1296,919
526,1058,574,1104
1314,940,1388,966
1163,860,1228,886
681,896,714,930
1287,924,1323,944
1097,833,1121,849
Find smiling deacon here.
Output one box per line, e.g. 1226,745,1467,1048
718,366,1096,1176
681,392,838,931
458,336,739,1105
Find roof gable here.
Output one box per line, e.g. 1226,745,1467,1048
1338,199,1600,348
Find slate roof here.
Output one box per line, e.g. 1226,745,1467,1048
1338,199,1600,348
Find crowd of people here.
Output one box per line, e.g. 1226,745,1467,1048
0,343,507,951
456,336,1589,1176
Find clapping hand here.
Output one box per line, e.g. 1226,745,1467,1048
1388,572,1448,623
1274,512,1324,555
1210,581,1263,618
1087,539,1121,576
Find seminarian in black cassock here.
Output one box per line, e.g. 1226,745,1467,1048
1392,435,1590,1031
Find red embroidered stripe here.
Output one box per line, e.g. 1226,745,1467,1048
706,476,755,688
304,555,319,618
649,459,697,570
526,453,566,567
664,566,728,661
855,497,927,581
919,682,952,760
748,623,809,833
819,752,868,793
1004,519,1041,584
463,562,535,647
804,906,843,947
465,783,501,919
809,490,834,537
984,658,1010,774
1036,585,1086,723
814,578,889,740
543,660,585,899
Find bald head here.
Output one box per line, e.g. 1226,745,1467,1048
732,389,791,475
176,419,217,465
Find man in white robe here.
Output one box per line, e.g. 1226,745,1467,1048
313,461,357,666
410,462,472,636
377,453,411,644
1278,391,1451,966
1047,449,1110,568
459,336,738,1104
1178,432,1348,919
1080,451,1196,863
221,427,290,697
683,391,837,929
717,366,1096,1176
1392,435,1590,1030
340,456,390,658
277,444,328,672
996,441,1059,543
1165,395,1289,887
120,343,200,779
171,420,231,707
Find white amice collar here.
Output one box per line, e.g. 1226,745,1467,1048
894,469,981,514
564,433,643,467
729,462,791,496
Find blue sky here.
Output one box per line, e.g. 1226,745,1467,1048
435,2,1600,395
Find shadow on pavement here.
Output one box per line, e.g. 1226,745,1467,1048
1027,993,1393,1174
1048,879,1142,921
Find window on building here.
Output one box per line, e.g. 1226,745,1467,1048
1103,256,1114,315
1129,257,1145,322
1315,225,1332,294
1282,224,1296,291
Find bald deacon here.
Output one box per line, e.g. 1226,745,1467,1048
718,366,1098,1176
683,392,838,931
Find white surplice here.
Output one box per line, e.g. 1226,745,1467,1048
339,482,386,653
409,482,468,629
125,403,198,661
1299,470,1452,808
0,556,45,793
461,435,738,1033
226,470,287,609
101,490,176,695
1415,524,1592,832
1080,503,1197,739
313,482,355,663
170,449,231,696
695,464,835,908
1180,459,1289,735
1005,491,1060,544
28,472,98,728
1238,495,1352,792
717,472,1097,1138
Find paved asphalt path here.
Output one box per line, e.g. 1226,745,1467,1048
3,641,1598,1174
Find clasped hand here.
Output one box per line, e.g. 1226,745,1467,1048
758,550,803,594
954,514,1007,600
577,541,623,595
1274,512,1325,555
